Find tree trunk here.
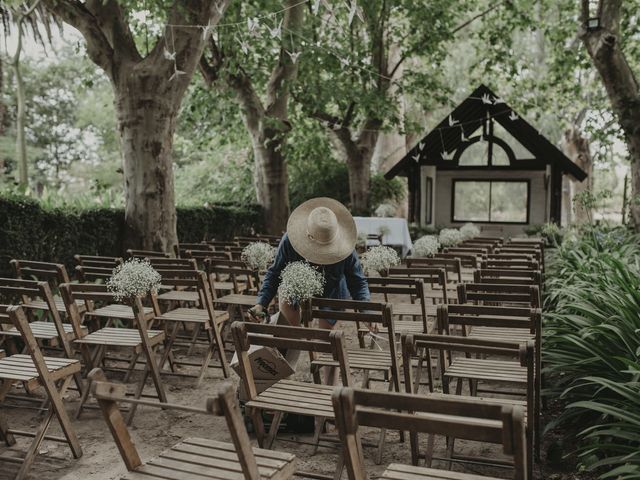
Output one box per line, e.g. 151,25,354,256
248,125,290,234
116,85,179,251
580,0,640,230
562,126,593,224
14,54,28,188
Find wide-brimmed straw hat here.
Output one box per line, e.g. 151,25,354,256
287,197,357,265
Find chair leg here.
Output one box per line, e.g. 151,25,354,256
158,322,179,372
312,416,326,455
265,411,283,449
249,407,266,448
196,328,216,387
0,380,16,446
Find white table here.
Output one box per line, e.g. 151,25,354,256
354,217,413,257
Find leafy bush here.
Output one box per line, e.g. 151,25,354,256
0,194,263,276
544,226,640,477
369,173,406,210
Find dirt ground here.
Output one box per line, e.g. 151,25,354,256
0,318,587,480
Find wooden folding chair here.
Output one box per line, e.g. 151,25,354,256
461,240,497,252
174,242,211,258
74,254,123,269
75,265,113,283
494,247,543,270
457,283,541,309
388,266,450,304
438,304,541,460
407,257,463,283
232,320,350,475
0,306,82,479
205,258,256,295
11,260,86,317
91,371,295,480
153,270,229,385
60,284,166,423
332,386,528,480
444,246,490,256
363,277,432,336
403,333,534,477
0,279,85,393
433,252,479,270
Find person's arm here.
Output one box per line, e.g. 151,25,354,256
344,251,370,301
256,237,290,307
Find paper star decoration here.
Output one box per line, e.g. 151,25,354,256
448,114,458,126
481,93,493,105
441,151,454,161
247,17,260,36
412,153,421,163
268,19,283,39
493,96,505,104
460,130,469,142
286,50,302,63
418,141,425,151
509,111,519,121
163,48,176,61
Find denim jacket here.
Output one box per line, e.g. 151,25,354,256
257,233,370,307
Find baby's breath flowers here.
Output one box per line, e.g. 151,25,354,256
356,231,368,249
439,228,463,247
278,261,325,305
361,246,400,275
378,225,391,238
241,242,277,272
460,222,480,240
413,235,440,257
374,203,396,218
107,258,161,302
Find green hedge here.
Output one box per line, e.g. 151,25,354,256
0,195,263,275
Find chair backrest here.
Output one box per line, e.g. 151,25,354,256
457,283,541,309
481,259,540,271
474,268,542,287
388,266,448,303
154,269,219,317
90,374,274,480
148,257,198,271
332,386,527,480
75,265,113,282
365,277,427,331
437,303,541,336
486,253,535,262
224,246,245,260
461,240,497,252
75,254,123,269
204,258,255,292
126,249,169,259
0,278,83,350
444,246,490,255
231,321,352,401
433,252,479,269
406,257,462,282
495,247,542,265
11,259,72,286
207,240,240,249
507,238,544,248
174,242,212,258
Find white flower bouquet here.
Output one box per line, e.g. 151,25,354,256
278,261,325,305
460,222,480,240
356,231,368,248
413,235,439,257
241,241,277,272
361,245,400,275
374,203,396,218
439,228,463,247
378,225,391,238
107,258,161,302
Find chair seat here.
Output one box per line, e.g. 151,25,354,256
0,354,80,389
215,294,258,308
313,349,397,373
156,290,200,303
122,437,295,480
24,297,86,313
0,321,86,342
468,326,534,343
445,358,527,384
75,327,164,352
85,304,154,321
156,307,228,325
383,462,505,480
247,379,335,418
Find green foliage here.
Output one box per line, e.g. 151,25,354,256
0,194,263,276
544,226,640,477
369,173,406,210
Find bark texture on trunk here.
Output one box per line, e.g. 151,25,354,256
581,0,640,230
201,0,303,234
562,125,593,224
43,0,229,250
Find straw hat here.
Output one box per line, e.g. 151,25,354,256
287,197,357,265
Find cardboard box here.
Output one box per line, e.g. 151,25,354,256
230,311,299,381
238,378,279,402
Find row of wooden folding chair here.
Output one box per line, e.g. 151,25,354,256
406,257,464,283
91,374,296,480
0,305,82,479
402,332,535,479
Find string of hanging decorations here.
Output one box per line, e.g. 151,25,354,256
157,0,542,147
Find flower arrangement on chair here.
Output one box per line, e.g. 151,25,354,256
241,242,277,272
360,245,400,276
107,258,161,302
460,222,480,240
413,235,440,257
278,261,325,305
439,228,464,247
